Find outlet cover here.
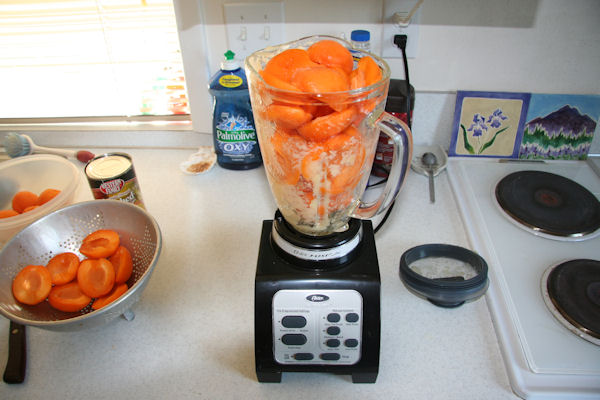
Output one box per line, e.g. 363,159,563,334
382,0,421,58
224,2,285,62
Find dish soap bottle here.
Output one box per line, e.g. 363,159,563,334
208,50,262,170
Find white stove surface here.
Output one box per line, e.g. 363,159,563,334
448,158,600,400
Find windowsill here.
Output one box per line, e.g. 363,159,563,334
0,122,193,131
0,127,213,151
0,115,194,132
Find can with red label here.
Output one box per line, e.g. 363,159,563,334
85,153,145,209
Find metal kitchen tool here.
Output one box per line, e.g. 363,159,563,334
0,200,162,332
411,145,447,203
422,152,438,203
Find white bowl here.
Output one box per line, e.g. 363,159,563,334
0,154,80,244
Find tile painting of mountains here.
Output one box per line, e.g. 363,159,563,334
519,94,600,160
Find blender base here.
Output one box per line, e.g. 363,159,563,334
254,218,381,383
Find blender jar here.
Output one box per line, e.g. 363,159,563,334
246,35,412,236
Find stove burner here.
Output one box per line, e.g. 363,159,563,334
495,170,600,238
542,259,600,345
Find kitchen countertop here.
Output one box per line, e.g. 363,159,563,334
0,147,517,399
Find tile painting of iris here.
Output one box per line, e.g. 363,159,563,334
450,91,530,157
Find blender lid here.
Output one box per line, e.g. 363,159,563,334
399,244,489,308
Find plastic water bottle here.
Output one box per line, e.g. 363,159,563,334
350,30,371,51
208,50,262,170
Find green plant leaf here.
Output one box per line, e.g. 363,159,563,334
460,124,475,154
478,126,509,154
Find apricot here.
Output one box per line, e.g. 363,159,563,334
307,39,354,75
12,191,38,213
297,106,357,142
37,188,61,205
0,209,19,218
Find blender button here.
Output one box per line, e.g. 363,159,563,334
327,313,341,323
281,334,307,346
282,316,307,328
344,339,359,348
345,313,359,323
293,353,314,361
326,339,340,347
326,326,341,335
320,353,341,361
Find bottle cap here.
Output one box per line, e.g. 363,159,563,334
350,30,370,42
221,50,240,71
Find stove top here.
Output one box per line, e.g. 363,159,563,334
542,259,600,346
495,170,600,239
448,158,600,399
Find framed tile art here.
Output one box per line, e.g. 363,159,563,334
519,94,600,160
449,91,531,158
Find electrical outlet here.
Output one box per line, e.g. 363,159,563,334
382,0,421,59
224,2,285,62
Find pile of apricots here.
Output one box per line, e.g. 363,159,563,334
12,229,133,312
254,39,384,217
0,188,61,218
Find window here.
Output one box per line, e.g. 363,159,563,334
0,0,190,126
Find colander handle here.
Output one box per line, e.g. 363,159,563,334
3,321,26,384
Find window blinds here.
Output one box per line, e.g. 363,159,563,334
0,0,189,120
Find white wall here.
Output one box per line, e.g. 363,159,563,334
177,0,600,150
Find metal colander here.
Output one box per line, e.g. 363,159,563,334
0,200,162,331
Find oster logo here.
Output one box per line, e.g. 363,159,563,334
100,179,124,195
306,294,329,302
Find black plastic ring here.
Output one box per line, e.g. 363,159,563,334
399,244,489,308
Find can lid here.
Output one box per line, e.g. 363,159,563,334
350,30,370,42
86,154,132,180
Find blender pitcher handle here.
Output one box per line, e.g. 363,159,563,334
352,112,413,219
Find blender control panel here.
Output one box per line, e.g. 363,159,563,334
272,289,363,365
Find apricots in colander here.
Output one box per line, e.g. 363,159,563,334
48,282,92,312
91,283,128,310
77,258,116,298
79,229,120,259
46,252,80,285
12,232,133,313
12,265,52,306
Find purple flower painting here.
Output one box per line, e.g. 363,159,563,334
450,91,530,158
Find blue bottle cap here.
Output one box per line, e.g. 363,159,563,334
351,30,370,42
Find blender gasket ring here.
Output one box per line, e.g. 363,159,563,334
399,244,489,308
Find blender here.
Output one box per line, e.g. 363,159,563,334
246,36,412,383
